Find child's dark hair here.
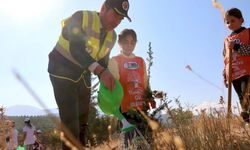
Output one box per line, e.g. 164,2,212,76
118,29,137,44
6,136,10,142
25,120,32,128
225,8,244,22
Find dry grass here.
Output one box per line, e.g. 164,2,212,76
89,95,250,150
92,114,250,150
151,116,250,150
1,104,250,150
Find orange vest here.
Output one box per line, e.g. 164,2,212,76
224,28,250,81
114,55,146,113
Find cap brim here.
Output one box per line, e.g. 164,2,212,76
114,8,132,22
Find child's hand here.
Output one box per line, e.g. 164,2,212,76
228,40,235,50
228,40,241,51
223,70,228,88
224,81,228,88
223,79,228,88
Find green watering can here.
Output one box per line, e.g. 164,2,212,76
98,79,135,132
17,145,26,150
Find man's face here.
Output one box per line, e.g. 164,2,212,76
100,6,124,31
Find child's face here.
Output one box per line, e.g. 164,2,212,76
225,15,243,31
6,121,14,128
119,35,136,56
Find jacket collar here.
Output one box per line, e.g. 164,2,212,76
119,53,135,58
231,27,246,35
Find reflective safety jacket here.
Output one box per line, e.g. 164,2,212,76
48,11,117,82
56,11,116,67
112,55,147,113
224,28,250,81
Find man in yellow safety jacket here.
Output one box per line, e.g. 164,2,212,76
47,0,131,149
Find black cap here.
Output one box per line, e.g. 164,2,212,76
105,0,131,22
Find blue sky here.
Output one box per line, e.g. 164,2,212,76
0,0,250,110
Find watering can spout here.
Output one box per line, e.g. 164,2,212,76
121,118,136,132
98,80,136,132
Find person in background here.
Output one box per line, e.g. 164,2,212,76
22,118,36,150
223,8,250,125
6,120,18,150
108,29,155,147
33,129,45,150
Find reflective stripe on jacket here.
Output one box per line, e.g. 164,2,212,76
56,11,116,67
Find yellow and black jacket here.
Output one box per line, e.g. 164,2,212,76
48,11,117,81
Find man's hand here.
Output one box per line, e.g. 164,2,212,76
99,69,115,91
94,65,115,91
20,141,24,147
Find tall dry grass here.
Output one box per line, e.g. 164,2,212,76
150,99,250,150
95,98,250,150
151,113,250,150
2,99,250,150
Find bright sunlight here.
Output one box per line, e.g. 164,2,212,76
0,0,61,20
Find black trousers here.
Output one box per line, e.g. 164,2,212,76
49,73,91,150
232,75,250,112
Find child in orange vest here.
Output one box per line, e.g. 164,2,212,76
223,8,250,124
108,29,155,147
